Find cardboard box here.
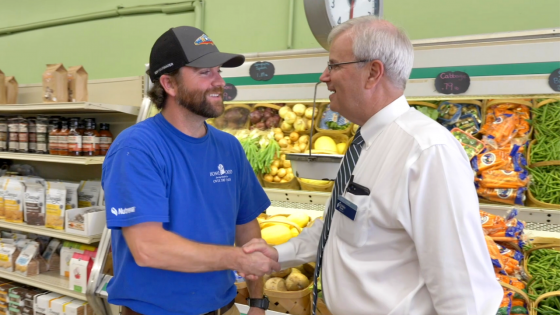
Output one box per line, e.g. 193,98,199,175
8,287,28,306
33,292,62,315
0,284,16,303
48,296,74,315
23,289,45,309
61,300,89,315
69,253,93,294
59,243,82,278
65,207,105,236
0,300,8,315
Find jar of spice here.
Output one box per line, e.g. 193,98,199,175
58,119,69,156
82,119,98,156
98,123,113,156
28,117,37,153
68,118,83,156
0,117,7,152
8,117,19,152
36,116,49,154
18,117,29,153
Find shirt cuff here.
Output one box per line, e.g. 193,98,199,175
275,242,297,270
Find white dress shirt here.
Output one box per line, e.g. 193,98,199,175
276,96,502,315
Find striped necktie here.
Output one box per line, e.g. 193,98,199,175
311,128,364,314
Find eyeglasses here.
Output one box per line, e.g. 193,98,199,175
327,60,372,72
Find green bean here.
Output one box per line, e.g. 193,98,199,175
529,166,560,205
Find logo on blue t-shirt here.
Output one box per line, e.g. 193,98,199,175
210,164,233,184
111,207,136,216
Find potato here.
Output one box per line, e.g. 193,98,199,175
274,133,284,142
294,265,305,274
285,272,310,291
270,166,278,176
265,277,287,291
303,262,316,278
277,168,287,178
272,160,280,168
283,160,291,168
263,174,273,182
271,269,291,278
273,176,282,182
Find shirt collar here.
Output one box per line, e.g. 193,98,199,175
360,95,410,143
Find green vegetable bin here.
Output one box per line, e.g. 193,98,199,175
314,103,352,136
523,243,560,315
499,281,534,315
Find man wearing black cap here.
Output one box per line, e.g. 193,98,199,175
102,26,277,315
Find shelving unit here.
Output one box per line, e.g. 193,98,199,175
0,269,84,300
0,102,140,116
0,152,105,165
0,220,101,244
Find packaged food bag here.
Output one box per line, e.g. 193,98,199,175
4,76,17,104
0,243,18,272
78,180,101,207
4,179,25,223
63,182,80,209
24,183,45,226
15,242,46,276
67,66,88,102
45,182,67,230
42,64,68,103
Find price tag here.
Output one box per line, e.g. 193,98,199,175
435,71,470,94
223,83,237,101
548,68,560,92
249,61,275,81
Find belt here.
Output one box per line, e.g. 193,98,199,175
202,299,235,315
121,299,235,315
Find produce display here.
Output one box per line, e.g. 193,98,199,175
249,104,282,131
274,129,309,154
480,209,530,315
279,103,316,134
526,248,560,314
528,166,560,206
318,104,351,131
235,129,281,175
437,100,482,135
262,155,294,184
258,213,311,245
264,263,314,292
414,105,439,120
474,101,533,206
212,105,251,130
312,135,347,154
452,128,485,160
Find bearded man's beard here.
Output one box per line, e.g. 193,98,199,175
176,85,224,119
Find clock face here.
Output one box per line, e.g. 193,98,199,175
304,0,383,49
325,0,381,27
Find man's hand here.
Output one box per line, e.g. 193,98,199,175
240,238,279,280
236,248,280,279
247,307,266,315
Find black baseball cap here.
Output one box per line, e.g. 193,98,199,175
148,26,245,82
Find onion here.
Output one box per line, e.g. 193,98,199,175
255,122,266,130
249,111,262,124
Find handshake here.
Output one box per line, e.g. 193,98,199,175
235,238,281,281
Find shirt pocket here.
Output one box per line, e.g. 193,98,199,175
333,193,370,247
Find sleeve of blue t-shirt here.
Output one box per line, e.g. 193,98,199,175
235,145,271,225
102,146,169,229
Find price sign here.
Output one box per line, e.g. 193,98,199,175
548,68,560,92
223,83,237,101
249,61,275,81
435,71,470,94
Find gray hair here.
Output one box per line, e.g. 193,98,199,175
328,16,414,90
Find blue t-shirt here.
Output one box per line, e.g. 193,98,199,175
102,113,270,315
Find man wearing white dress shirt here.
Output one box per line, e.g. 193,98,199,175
241,16,502,315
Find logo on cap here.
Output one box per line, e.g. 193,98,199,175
194,34,214,46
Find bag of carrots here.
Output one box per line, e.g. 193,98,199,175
476,169,529,189
477,187,526,206
472,150,511,172
483,110,519,149
485,235,505,270
480,210,507,235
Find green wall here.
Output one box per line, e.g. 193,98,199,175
1,0,559,84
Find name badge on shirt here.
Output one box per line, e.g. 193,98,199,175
335,195,358,221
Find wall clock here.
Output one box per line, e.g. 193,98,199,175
304,0,383,50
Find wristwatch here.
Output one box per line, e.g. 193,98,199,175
246,296,269,310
